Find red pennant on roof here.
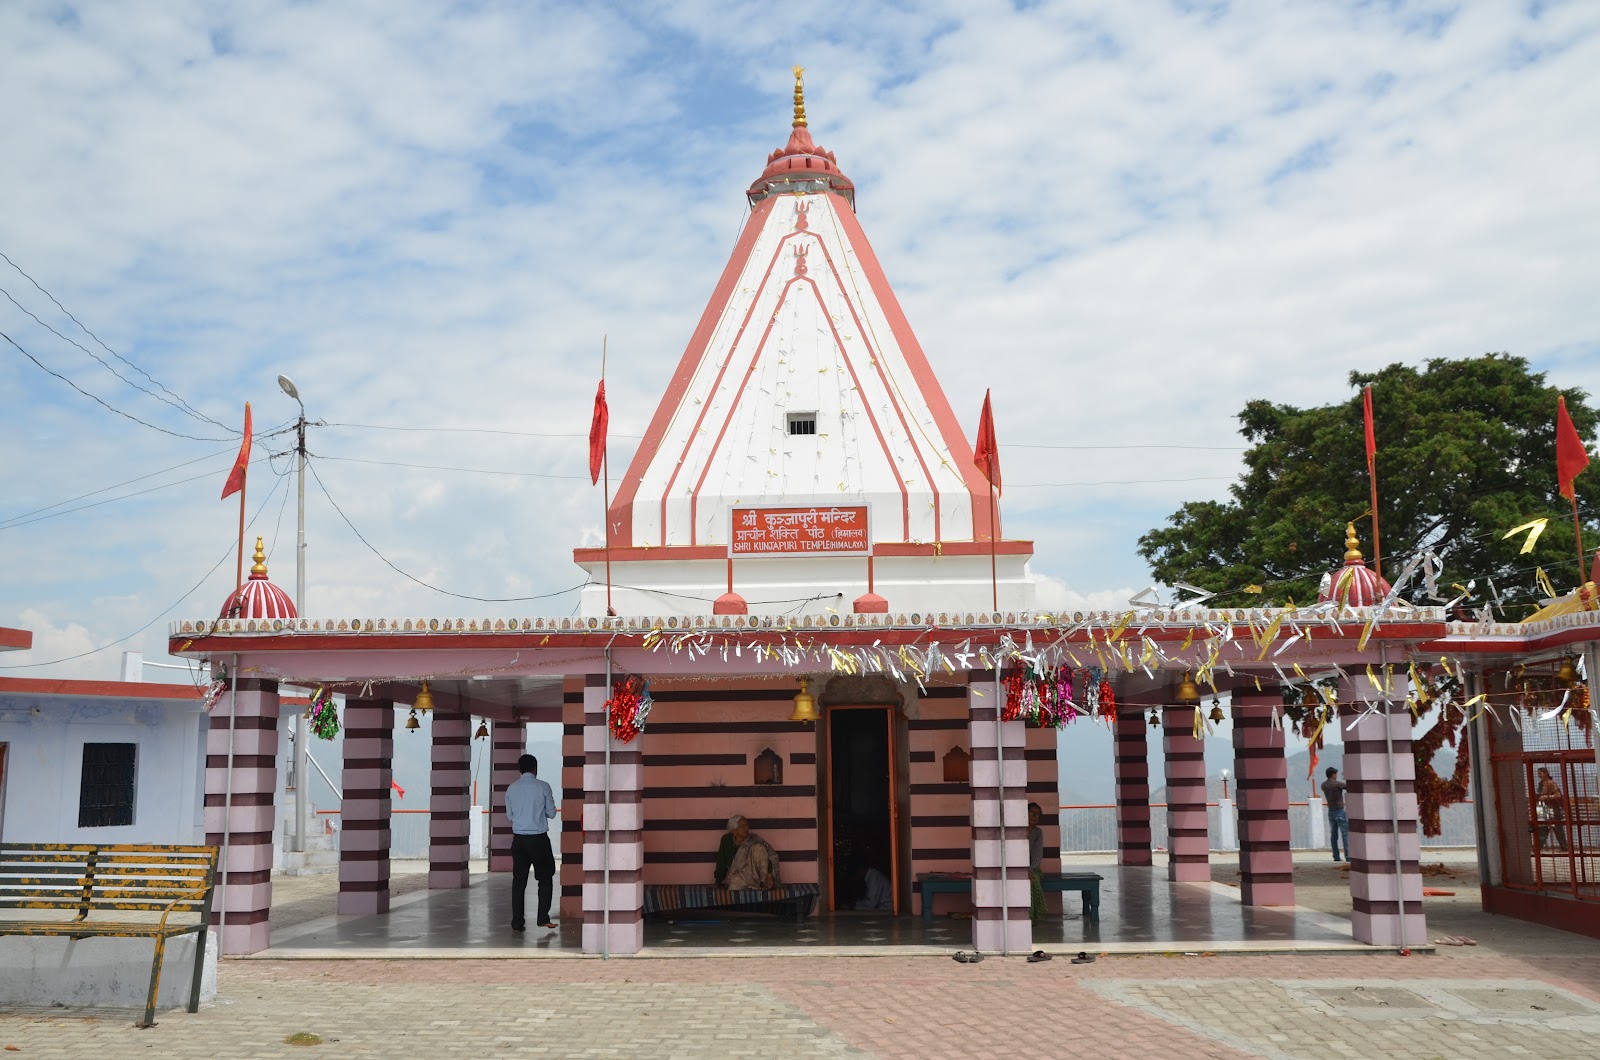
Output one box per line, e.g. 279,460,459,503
588,380,609,485
973,389,1001,496
391,780,405,799
1557,395,1590,501
220,402,252,499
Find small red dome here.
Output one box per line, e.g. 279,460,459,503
1317,523,1392,607
747,69,855,208
220,536,297,620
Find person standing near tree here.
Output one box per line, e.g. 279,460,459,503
507,754,559,931
1322,767,1349,863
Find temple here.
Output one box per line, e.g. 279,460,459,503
164,72,1600,959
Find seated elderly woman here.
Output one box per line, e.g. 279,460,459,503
714,814,780,890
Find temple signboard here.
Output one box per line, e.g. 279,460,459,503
729,505,870,556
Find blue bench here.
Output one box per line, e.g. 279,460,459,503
917,871,1102,924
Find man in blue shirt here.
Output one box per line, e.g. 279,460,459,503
507,754,559,931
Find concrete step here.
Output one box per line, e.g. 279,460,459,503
281,848,339,876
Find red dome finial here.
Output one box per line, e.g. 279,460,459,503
220,536,297,620
747,68,856,209
1317,523,1392,607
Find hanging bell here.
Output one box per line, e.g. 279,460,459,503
1175,670,1202,707
1208,702,1225,724
474,720,489,740
405,709,420,730
1555,656,1579,687
1148,709,1161,728
790,677,820,725
413,679,435,713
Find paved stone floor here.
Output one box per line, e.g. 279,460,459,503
5,851,1599,1057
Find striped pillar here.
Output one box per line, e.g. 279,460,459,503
429,708,472,889
1162,704,1210,882
1115,708,1153,866
490,720,525,873
582,671,644,955
1344,691,1425,946
1232,692,1294,906
204,677,280,956
969,670,1030,954
337,698,394,916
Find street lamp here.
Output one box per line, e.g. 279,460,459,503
1219,768,1231,801
279,374,308,853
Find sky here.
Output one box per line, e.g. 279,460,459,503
2,0,1598,680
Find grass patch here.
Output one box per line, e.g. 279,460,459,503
284,1032,323,1046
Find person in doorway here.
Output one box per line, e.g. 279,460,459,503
854,864,892,911
1536,767,1569,851
714,814,779,890
1322,767,1349,862
1028,802,1047,922
507,754,559,931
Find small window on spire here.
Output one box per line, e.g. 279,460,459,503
787,412,817,436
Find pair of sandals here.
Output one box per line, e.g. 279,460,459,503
1433,934,1477,946
952,949,1097,964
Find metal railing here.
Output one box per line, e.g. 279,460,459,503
1056,801,1476,853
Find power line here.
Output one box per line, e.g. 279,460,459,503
0,447,233,528
0,452,280,533
0,327,237,442
0,249,227,431
0,471,290,670
1011,476,1236,488
0,284,232,431
307,458,589,602
325,421,643,441
316,453,590,481
1008,443,1247,452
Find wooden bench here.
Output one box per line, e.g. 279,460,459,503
643,882,818,919
918,871,1102,924
0,843,219,1027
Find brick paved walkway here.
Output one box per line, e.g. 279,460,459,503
3,952,1599,1058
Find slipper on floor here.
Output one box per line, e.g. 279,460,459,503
1026,950,1052,963
1458,936,1477,946
953,951,985,963
1072,951,1098,965
1434,937,1464,946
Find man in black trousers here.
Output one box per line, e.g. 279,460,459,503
506,753,559,931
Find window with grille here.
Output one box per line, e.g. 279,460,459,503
786,412,817,436
78,743,136,828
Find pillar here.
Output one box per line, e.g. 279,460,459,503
1115,708,1153,866
1344,694,1426,947
1233,691,1294,906
428,708,471,888
490,719,525,873
969,670,1030,954
582,671,644,955
1163,704,1210,882
337,698,393,916
204,677,280,955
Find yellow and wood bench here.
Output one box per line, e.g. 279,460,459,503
0,843,219,1027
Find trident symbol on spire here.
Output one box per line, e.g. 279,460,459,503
793,244,809,277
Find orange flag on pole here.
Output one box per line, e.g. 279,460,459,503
588,381,608,485
221,402,252,499
973,389,1001,495
1557,395,1590,501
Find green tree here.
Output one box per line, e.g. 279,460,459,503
1138,354,1600,613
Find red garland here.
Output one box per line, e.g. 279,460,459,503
1414,703,1470,837
1097,679,1115,719
606,675,652,743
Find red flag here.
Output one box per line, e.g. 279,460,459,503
220,402,252,499
588,380,608,485
391,780,405,799
1557,395,1590,501
973,389,1001,495
1362,385,1376,473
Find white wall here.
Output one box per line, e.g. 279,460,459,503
0,693,207,845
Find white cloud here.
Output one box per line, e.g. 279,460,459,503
2,1,1597,676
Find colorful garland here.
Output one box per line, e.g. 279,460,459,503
202,678,228,712
1414,701,1469,837
606,674,653,743
308,685,341,740
1001,666,1112,728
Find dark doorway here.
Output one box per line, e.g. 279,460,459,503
827,706,897,912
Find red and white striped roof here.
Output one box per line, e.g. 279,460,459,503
1318,523,1392,608
219,536,297,620
608,71,995,551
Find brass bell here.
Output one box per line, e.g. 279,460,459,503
413,679,435,713
1148,709,1161,728
405,709,420,731
474,720,489,740
789,677,820,725
1556,656,1579,686
1208,703,1225,724
1175,671,1201,707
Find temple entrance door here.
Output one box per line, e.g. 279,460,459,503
824,706,899,913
